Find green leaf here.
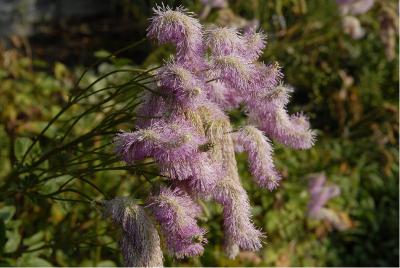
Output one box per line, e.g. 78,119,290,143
94,50,112,59
15,137,33,161
4,229,21,253
54,62,69,80
17,255,52,267
110,57,132,67
55,249,68,266
0,206,16,223
38,175,72,195
0,257,15,266
23,231,44,247
0,69,8,79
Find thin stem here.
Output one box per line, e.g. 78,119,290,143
72,38,147,96
42,188,93,201
20,39,146,165
20,102,73,164
71,69,147,102
45,175,108,199
49,197,92,204
60,89,125,142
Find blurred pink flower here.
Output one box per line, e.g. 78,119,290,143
336,0,375,15
307,173,340,218
342,15,365,39
201,0,228,9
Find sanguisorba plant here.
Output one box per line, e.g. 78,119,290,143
108,4,316,266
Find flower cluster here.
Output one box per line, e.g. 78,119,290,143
113,4,315,265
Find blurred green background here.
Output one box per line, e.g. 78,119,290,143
0,0,398,266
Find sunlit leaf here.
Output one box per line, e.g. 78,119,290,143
23,231,45,247
4,229,21,253
94,50,112,59
17,255,52,267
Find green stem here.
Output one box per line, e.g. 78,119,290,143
20,39,147,165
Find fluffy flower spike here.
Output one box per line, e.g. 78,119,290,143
243,28,267,60
206,27,246,56
148,187,206,259
233,126,281,190
103,197,163,267
147,4,203,65
159,59,206,108
212,176,264,257
248,84,316,149
115,120,219,192
212,55,255,90
114,4,316,261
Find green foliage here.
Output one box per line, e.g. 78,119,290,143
0,0,398,266
0,40,162,266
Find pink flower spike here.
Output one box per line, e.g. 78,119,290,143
147,187,207,259
233,126,281,190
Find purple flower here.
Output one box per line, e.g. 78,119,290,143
134,92,167,128
147,5,204,66
206,27,246,57
233,126,281,190
115,119,220,192
103,197,163,267
243,29,267,61
148,187,206,258
207,80,243,110
212,55,255,90
245,62,283,98
114,130,154,163
158,59,206,109
212,176,264,258
204,118,263,258
308,172,326,195
114,5,317,261
247,85,316,149
307,173,341,218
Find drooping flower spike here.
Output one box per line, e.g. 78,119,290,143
212,55,255,90
103,197,163,267
212,175,264,257
158,59,206,109
115,119,220,192
111,4,316,264
206,27,247,57
247,85,316,149
147,5,204,68
243,28,267,61
147,187,206,259
233,126,281,190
